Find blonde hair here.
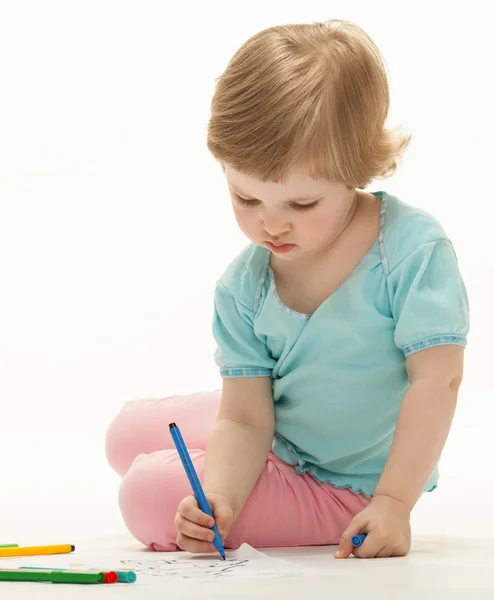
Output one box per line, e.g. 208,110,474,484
207,19,411,189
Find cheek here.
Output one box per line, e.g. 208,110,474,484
233,207,258,234
301,212,337,239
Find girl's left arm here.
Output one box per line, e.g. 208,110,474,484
335,344,464,559
374,344,464,508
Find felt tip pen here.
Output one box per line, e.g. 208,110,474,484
352,534,367,547
169,422,226,560
0,569,104,584
22,566,136,583
0,544,75,558
21,567,118,584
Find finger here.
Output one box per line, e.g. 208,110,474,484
174,514,217,543
334,520,366,559
375,546,394,558
209,497,233,535
215,520,230,541
354,540,386,559
210,501,233,539
176,533,216,554
177,497,215,528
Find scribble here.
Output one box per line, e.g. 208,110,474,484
119,557,250,580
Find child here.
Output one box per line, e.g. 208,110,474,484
106,19,469,559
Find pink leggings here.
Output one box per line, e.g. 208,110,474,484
105,390,371,551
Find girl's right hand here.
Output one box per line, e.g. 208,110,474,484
174,493,233,553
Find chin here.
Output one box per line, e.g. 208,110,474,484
278,251,301,261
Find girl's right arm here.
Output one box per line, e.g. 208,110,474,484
174,377,274,552
203,376,274,518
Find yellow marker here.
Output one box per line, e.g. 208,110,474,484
0,544,75,558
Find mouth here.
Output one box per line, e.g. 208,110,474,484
265,241,296,254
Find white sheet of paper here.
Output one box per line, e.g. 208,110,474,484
1,544,318,583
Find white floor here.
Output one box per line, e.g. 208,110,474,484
1,450,493,599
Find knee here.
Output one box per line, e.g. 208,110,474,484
105,406,132,477
118,449,205,551
105,400,147,476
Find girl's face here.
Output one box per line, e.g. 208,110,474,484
224,165,357,262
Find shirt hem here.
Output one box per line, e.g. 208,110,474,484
220,367,272,378
402,335,467,357
304,468,374,497
297,465,438,498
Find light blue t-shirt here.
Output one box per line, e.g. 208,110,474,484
212,192,469,497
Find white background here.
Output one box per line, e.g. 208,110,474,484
0,1,492,541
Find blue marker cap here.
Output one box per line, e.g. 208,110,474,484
352,534,367,547
114,570,137,583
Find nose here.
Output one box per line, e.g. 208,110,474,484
262,214,291,237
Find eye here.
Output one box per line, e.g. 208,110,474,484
290,201,320,211
235,195,261,207
234,194,320,211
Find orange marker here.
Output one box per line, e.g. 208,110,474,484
0,544,75,558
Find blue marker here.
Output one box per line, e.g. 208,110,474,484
169,423,226,560
352,534,367,547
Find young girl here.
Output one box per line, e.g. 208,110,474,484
106,19,469,559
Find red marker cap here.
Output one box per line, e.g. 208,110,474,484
103,571,118,584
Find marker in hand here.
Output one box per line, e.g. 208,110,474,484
335,533,367,558
351,534,367,547
169,423,226,560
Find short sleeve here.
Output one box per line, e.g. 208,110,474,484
387,239,469,356
213,282,275,378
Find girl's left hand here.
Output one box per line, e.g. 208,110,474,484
334,494,412,558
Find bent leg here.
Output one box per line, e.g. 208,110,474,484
227,454,371,547
105,390,221,477
118,448,371,551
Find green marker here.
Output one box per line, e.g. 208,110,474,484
0,569,104,584
22,566,136,583
0,544,19,548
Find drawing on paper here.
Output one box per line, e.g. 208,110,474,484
119,557,250,580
